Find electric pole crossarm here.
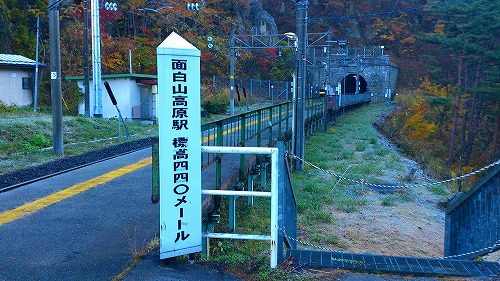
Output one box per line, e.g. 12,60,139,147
47,0,70,10
233,34,297,49
307,32,331,47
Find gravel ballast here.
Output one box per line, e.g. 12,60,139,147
0,138,152,189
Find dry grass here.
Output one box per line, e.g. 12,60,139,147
294,104,451,259
111,236,160,281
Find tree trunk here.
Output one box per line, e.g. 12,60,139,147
463,69,480,166
460,98,469,165
448,95,460,163
448,56,463,163
492,104,500,162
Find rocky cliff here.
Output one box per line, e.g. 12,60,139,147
237,0,278,35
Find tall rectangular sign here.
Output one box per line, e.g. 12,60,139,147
157,32,202,259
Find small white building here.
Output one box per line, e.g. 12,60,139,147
66,73,158,122
0,54,45,106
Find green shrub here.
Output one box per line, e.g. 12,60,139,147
355,141,368,152
202,99,227,114
201,87,229,114
27,132,51,149
62,81,84,116
311,233,340,245
0,101,17,113
381,196,396,206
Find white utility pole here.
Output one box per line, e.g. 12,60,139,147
34,16,40,112
91,0,102,117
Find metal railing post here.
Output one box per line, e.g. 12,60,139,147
278,104,282,139
216,121,223,188
270,148,279,268
239,115,246,182
201,146,279,268
229,195,237,231
268,107,273,147
286,102,290,135
257,110,262,147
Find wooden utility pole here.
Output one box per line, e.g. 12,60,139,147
48,0,63,155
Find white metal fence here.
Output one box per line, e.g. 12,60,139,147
200,145,279,268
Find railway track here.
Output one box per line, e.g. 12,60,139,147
0,137,152,193
1,95,370,195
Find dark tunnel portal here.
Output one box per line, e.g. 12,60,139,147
341,74,367,94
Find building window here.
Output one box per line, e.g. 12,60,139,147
22,77,31,90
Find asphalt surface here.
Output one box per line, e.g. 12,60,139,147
0,148,246,281
0,141,497,280
0,149,156,280
123,251,242,281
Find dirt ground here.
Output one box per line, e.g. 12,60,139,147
303,132,499,262
294,134,499,280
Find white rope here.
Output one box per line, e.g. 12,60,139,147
442,240,500,260
288,152,500,191
284,154,500,262
285,229,500,262
283,230,345,253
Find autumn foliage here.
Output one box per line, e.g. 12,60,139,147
0,0,498,186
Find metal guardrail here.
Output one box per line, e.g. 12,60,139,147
444,164,500,259
151,94,371,265
277,141,297,262
200,98,326,173
201,101,293,167
152,95,371,204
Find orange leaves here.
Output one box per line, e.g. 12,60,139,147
398,91,432,140
403,110,437,141
417,77,457,98
398,78,458,143
380,34,395,42
397,78,464,145
100,37,136,74
400,36,416,44
434,24,445,35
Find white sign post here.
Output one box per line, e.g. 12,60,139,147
157,32,202,259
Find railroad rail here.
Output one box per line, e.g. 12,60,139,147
1,93,370,199
0,138,152,192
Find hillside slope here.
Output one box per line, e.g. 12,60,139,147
289,103,499,279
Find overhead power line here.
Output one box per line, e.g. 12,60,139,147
309,0,472,22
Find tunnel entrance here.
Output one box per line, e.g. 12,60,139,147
341,74,367,94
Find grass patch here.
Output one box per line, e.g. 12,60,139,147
381,195,396,207
355,141,368,152
292,104,408,241
381,189,415,207
0,111,158,174
428,185,449,197
205,197,278,277
311,233,340,246
337,196,367,213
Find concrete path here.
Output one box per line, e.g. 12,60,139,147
0,149,157,280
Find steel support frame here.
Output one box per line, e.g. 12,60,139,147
201,146,279,268
293,0,308,171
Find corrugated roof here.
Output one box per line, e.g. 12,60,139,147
0,54,44,67
66,73,158,80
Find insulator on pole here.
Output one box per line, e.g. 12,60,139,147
186,3,201,10
105,2,118,10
